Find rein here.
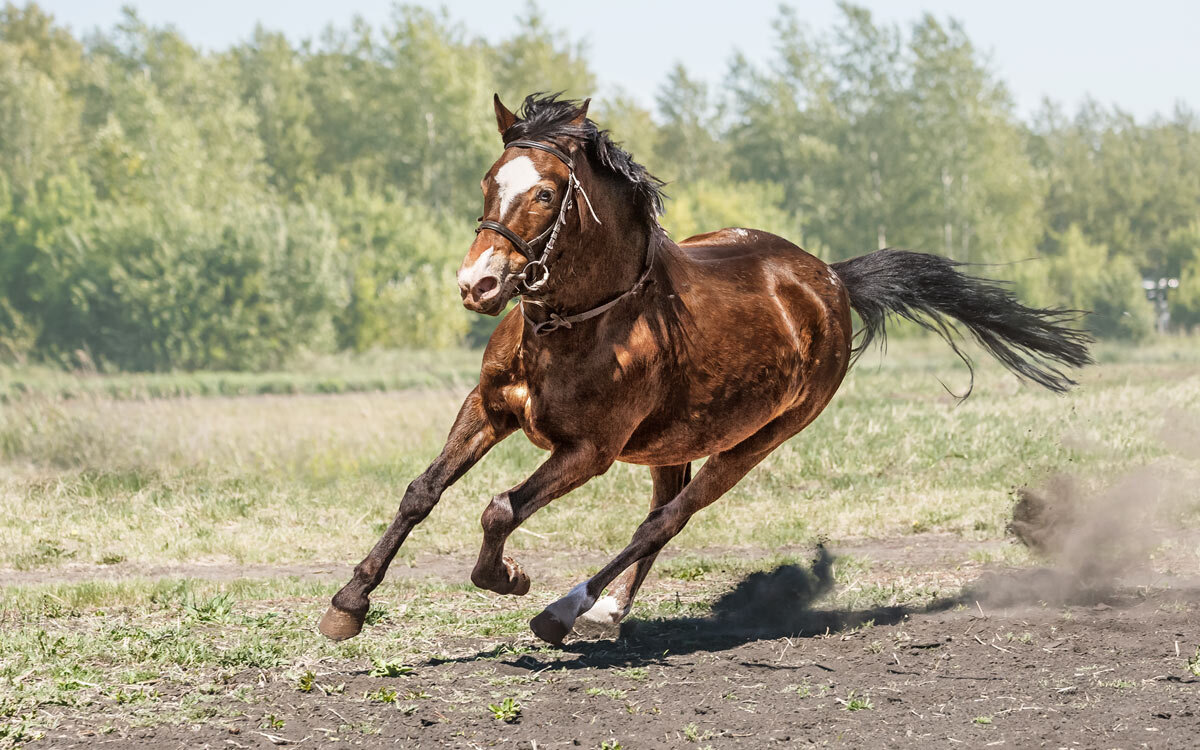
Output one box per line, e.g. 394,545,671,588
475,139,655,336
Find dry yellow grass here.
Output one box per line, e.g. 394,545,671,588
0,340,1197,572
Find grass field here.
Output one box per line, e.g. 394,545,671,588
1,338,1199,746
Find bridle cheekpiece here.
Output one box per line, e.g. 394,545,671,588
475,140,600,297
474,139,655,336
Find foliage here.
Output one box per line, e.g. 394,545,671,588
1016,225,1154,340
487,696,521,723
0,1,1197,373
660,180,807,250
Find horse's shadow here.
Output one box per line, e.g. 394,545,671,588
424,550,1164,671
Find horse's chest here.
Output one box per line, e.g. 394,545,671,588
497,381,550,449
501,375,613,450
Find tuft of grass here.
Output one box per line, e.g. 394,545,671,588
1100,679,1137,689
839,690,873,711
364,605,391,626
586,687,628,700
260,713,285,730
487,697,521,723
369,659,414,678
1187,647,1200,678
365,687,399,704
182,592,236,623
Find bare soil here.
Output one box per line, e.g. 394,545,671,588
0,534,1007,586
28,536,1200,749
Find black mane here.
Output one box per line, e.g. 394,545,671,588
503,93,665,228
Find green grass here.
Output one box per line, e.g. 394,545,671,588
1,338,1197,571
1,338,1199,741
0,349,481,403
0,575,542,740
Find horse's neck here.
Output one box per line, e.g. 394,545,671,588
532,214,652,316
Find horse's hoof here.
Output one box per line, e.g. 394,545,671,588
319,605,364,641
503,556,531,596
530,610,570,646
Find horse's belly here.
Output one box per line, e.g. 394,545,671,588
617,373,801,465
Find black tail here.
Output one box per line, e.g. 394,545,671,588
831,249,1093,395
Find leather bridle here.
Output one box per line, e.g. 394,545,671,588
475,140,600,297
475,139,656,336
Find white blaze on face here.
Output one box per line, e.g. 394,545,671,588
458,246,496,290
495,155,541,219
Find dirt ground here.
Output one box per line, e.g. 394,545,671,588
0,535,1009,587
25,535,1200,750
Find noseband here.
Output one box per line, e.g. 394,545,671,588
475,139,656,336
475,140,600,296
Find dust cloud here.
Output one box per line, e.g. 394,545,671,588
619,415,1199,646
971,413,1200,607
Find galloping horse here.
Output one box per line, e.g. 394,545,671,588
319,94,1091,645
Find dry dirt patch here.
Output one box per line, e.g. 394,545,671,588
24,537,1200,750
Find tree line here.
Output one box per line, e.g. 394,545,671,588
1,2,1197,371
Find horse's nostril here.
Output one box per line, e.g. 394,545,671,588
473,276,499,298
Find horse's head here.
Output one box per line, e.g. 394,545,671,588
458,95,591,315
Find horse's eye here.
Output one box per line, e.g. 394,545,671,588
536,189,553,203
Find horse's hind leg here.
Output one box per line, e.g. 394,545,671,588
577,463,691,628
530,410,821,645
319,388,514,641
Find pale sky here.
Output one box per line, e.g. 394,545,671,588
31,0,1200,122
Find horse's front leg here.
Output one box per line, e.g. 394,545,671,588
470,443,614,595
319,388,515,641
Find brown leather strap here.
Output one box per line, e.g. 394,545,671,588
521,234,658,336
474,139,575,266
476,220,539,260
505,140,574,171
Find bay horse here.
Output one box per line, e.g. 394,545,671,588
319,93,1091,646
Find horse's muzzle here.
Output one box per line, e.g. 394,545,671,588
460,275,512,315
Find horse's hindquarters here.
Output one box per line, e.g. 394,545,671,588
617,237,852,466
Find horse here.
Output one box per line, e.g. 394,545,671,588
318,93,1091,646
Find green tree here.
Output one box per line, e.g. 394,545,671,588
660,180,807,251
655,64,727,184
230,27,319,196
1020,225,1153,340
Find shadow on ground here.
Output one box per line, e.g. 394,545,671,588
424,547,1190,671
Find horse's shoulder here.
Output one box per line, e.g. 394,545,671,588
480,308,523,379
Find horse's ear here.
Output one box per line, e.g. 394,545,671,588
570,98,591,127
494,94,517,136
